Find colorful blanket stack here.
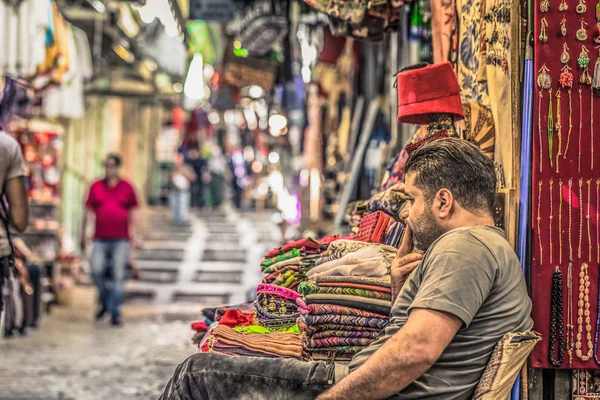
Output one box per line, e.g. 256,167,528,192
297,275,392,361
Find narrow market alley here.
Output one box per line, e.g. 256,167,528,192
0,209,281,400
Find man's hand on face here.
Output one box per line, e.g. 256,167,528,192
391,225,423,303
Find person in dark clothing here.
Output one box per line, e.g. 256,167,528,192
185,145,207,209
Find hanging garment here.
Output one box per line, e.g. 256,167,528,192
456,0,490,105
0,0,50,78
43,25,93,118
366,184,409,220
431,0,458,63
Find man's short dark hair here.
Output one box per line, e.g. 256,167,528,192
106,154,122,167
403,138,496,214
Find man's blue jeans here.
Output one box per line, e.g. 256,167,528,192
90,240,130,319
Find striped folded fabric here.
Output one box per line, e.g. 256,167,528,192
297,303,388,319
310,275,392,288
297,319,383,334
310,330,381,340
308,336,376,348
305,345,366,355
298,282,391,301
299,314,389,330
209,325,304,360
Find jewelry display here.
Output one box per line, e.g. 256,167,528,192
550,179,554,264
560,0,569,10
593,89,596,170
550,266,566,367
541,0,551,11
568,262,575,367
576,262,593,361
569,178,574,262
561,65,574,160
586,180,592,262
561,16,568,36
540,18,549,43
548,89,554,168
556,90,563,173
577,0,588,13
538,181,544,265
579,178,584,259
559,180,564,264
578,21,589,41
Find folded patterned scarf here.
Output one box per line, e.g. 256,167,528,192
309,274,392,288
261,248,303,268
299,314,389,330
297,319,382,334
296,302,388,319
305,345,366,355
265,238,327,258
298,282,391,301
307,336,376,348
316,282,391,293
310,330,381,340
306,246,396,278
304,294,391,316
209,325,304,360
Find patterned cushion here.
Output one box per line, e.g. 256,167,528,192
472,331,541,400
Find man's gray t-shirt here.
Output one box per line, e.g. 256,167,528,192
347,226,533,400
0,133,26,257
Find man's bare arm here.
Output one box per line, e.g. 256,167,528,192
316,309,462,400
5,176,29,232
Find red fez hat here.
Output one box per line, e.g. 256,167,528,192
396,62,464,125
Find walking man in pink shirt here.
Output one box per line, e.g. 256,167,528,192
81,154,139,326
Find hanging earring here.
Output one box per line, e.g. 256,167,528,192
577,20,589,41
577,0,587,13
561,16,568,36
562,43,571,64
541,0,551,11
560,65,574,160
539,64,553,90
540,18,549,43
578,45,591,68
595,23,600,44
581,67,593,85
560,0,569,10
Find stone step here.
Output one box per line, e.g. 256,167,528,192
143,231,191,241
201,249,247,263
136,260,181,271
171,291,230,305
124,288,156,302
193,270,242,284
140,241,189,250
204,233,241,244
133,248,185,261
138,269,178,284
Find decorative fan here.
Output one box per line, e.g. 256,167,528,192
461,99,495,160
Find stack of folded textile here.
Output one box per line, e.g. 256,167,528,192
261,248,305,289
192,303,257,348
208,324,305,360
296,275,392,361
255,284,302,329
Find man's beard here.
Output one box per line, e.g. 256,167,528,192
410,206,446,252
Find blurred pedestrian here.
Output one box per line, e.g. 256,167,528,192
185,142,207,209
81,154,139,326
0,131,29,323
207,144,228,208
170,153,196,225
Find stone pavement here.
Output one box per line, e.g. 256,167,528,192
0,208,281,400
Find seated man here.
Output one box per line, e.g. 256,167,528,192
160,138,533,400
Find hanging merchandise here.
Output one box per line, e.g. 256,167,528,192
0,0,52,79
226,0,288,57
530,0,600,369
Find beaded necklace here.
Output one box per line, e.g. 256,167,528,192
576,262,593,361
550,266,566,367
